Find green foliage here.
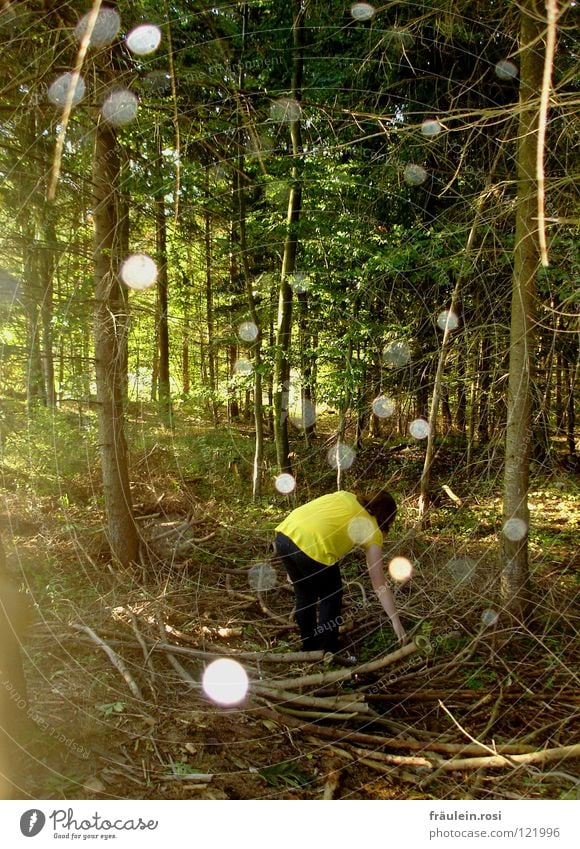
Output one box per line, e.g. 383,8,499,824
97,702,126,717
257,759,311,789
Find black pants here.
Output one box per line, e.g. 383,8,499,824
275,532,343,653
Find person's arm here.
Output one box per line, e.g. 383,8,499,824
365,544,407,644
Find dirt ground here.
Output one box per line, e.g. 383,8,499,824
1,429,579,801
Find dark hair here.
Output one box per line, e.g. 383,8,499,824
357,490,397,533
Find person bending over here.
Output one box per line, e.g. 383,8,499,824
275,489,407,654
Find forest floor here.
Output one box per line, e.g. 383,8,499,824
1,409,579,800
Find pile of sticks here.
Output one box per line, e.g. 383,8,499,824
70,617,580,788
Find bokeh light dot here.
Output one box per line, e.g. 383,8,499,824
421,118,442,137
248,562,278,592
101,90,139,126
503,517,528,542
388,556,413,582
275,473,296,495
238,321,259,342
372,395,395,418
446,556,477,584
202,658,249,706
75,7,121,47
270,97,301,123
290,399,317,430
409,418,430,440
143,71,171,94
383,340,411,368
348,516,376,545
288,272,311,293
327,442,356,470
47,73,86,107
233,359,253,376
481,608,499,627
403,164,428,186
126,24,162,56
120,254,158,290
437,309,459,331
495,60,518,80
351,2,376,21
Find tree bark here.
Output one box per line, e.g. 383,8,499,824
501,1,545,618
205,167,218,424
155,133,171,423
236,6,265,498
273,0,307,474
93,120,138,567
38,214,57,406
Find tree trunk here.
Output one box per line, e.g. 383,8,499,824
155,134,171,424
23,229,45,408
273,0,307,474
93,120,138,567
39,215,57,406
237,4,265,498
501,1,544,618
205,167,218,424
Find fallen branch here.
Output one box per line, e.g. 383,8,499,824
259,640,422,690
323,743,423,785
254,684,372,714
152,641,324,664
72,624,144,701
441,485,462,507
434,744,580,773
251,707,537,756
155,618,199,687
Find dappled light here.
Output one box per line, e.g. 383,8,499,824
0,0,577,815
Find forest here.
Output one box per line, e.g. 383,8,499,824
0,0,578,803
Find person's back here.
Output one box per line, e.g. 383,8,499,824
276,490,382,566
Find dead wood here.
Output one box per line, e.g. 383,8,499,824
254,684,372,714
432,743,580,773
152,641,324,664
72,624,144,700
259,640,422,690
251,707,538,756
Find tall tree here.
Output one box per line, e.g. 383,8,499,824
501,0,545,618
273,0,308,473
93,119,138,567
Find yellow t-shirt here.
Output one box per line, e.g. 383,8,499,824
275,491,383,566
